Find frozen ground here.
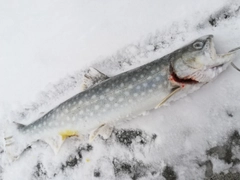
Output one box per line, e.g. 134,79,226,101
1,0,240,179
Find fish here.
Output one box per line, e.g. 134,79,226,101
3,35,239,161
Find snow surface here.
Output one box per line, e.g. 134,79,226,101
1,0,240,179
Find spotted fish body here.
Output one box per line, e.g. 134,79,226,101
22,58,175,134
4,35,238,160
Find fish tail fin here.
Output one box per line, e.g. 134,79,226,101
2,121,27,162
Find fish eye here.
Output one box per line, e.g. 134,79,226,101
193,41,204,50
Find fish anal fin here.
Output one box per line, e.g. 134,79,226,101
43,135,64,154
155,86,181,109
82,67,109,91
89,124,113,142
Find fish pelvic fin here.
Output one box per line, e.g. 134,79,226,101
43,130,79,154
82,67,109,91
89,124,113,142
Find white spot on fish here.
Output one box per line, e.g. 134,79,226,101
100,95,104,99
79,110,83,115
124,91,130,96
124,77,128,81
147,76,152,80
72,117,76,121
95,105,99,110
129,99,133,102
33,126,36,129
140,74,144,78
120,83,124,87
61,121,65,125
78,101,82,105
151,70,155,74
164,81,167,85
91,95,96,99
128,85,133,89
133,93,138,97
38,124,42,128
148,89,153,93
141,92,145,96
157,67,160,71
65,109,69,113
136,86,141,90
49,122,52,126
143,83,148,87
158,84,162,88
55,122,58,126
106,88,110,92
90,112,93,116
43,122,46,126
109,97,114,101
118,98,124,102
114,103,118,107
105,104,110,108
67,117,70,121
132,77,137,81
152,84,156,87
155,77,160,81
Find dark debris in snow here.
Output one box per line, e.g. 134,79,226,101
208,5,240,27
114,129,156,147
112,158,160,180
61,144,93,171
204,130,240,179
32,162,48,180
162,166,177,180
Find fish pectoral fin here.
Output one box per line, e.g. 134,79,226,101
43,135,65,154
82,67,109,91
89,124,113,142
155,86,181,109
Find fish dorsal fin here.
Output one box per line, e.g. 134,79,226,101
89,124,113,142
82,67,109,91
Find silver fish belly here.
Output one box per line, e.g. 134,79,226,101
4,34,239,159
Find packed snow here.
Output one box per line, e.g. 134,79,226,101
1,0,240,179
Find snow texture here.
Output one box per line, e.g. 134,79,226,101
1,0,240,179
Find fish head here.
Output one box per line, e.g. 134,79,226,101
170,35,237,83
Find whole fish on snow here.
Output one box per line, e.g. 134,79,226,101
3,35,239,160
